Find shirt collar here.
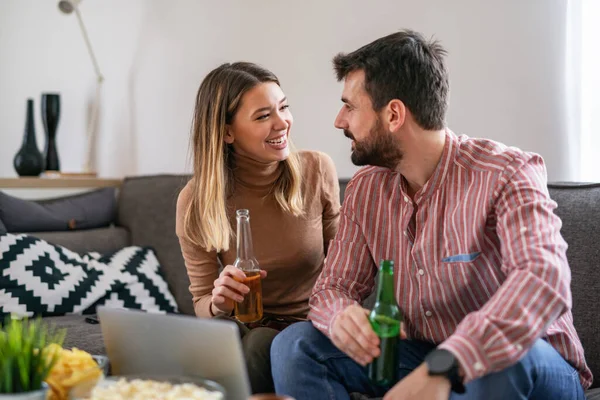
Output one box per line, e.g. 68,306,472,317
413,129,458,204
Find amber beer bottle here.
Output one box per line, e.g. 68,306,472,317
233,209,263,323
367,259,402,386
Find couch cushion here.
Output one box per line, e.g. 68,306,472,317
588,388,600,400
44,314,106,355
30,226,130,255
91,246,179,314
0,234,178,320
548,182,600,388
117,175,194,315
0,188,117,232
340,179,350,203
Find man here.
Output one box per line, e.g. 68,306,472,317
270,30,591,399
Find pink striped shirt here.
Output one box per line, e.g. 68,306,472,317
308,130,592,389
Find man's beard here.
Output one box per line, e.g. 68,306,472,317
347,118,403,169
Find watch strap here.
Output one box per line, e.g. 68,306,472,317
426,349,466,394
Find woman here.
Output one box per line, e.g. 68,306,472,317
175,62,340,394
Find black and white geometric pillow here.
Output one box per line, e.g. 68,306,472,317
0,233,178,321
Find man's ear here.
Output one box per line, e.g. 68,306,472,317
386,99,406,132
224,125,235,144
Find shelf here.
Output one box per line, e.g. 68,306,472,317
0,177,122,189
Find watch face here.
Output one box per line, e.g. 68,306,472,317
428,349,455,374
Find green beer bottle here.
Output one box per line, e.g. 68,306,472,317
367,259,402,386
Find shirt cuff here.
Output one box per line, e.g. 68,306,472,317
327,299,359,336
327,308,347,337
205,300,230,318
438,333,490,383
309,298,358,338
208,301,217,317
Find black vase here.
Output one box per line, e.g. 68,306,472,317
13,99,44,177
42,93,61,171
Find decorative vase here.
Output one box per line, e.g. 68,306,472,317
41,93,61,171
0,383,49,400
13,99,44,176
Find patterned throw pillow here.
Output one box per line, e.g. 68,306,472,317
0,233,178,320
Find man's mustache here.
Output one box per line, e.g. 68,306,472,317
343,130,355,140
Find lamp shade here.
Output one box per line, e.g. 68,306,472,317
58,0,81,14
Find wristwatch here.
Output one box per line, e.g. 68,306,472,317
424,349,466,394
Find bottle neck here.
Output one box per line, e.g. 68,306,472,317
236,215,255,260
376,263,396,304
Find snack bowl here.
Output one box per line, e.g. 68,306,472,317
63,358,107,400
45,348,107,400
90,356,109,376
69,373,226,400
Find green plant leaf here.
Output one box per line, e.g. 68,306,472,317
0,316,66,393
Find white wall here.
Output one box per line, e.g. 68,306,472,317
0,0,573,180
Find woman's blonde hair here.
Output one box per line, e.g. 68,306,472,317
183,62,304,252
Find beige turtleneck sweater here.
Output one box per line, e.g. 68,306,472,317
175,150,340,319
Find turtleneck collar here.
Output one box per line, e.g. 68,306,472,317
231,151,283,191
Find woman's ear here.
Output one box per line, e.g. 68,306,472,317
224,125,235,144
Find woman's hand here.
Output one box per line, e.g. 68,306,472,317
210,265,267,315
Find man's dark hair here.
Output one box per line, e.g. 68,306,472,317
333,29,449,130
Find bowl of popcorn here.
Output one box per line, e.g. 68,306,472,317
70,374,226,400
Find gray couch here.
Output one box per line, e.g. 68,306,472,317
38,175,195,356
28,176,598,397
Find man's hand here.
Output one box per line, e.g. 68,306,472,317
331,304,406,366
383,363,451,400
331,305,379,365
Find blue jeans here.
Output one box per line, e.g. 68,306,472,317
270,322,585,400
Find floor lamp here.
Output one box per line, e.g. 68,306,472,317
58,0,103,176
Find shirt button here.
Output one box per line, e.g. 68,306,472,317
520,227,528,233
474,362,484,372
418,269,425,276
425,310,432,317
404,196,410,203
404,231,408,237
515,344,523,352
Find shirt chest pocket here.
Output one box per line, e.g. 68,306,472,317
436,249,483,282
441,252,481,263
432,250,490,312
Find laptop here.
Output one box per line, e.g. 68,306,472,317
97,306,251,400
